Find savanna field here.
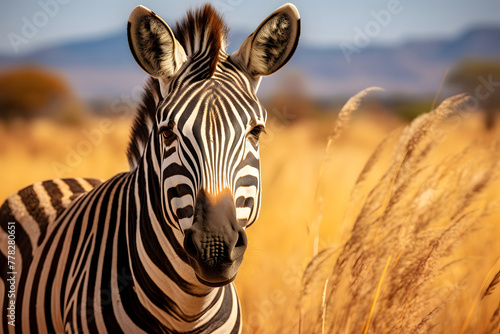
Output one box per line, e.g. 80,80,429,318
1,96,500,333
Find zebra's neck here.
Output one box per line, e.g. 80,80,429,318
122,132,241,332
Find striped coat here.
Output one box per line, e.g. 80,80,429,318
0,3,300,333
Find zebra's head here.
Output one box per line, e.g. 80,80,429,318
127,4,300,287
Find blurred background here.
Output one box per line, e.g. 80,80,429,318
1,0,499,121
1,0,500,332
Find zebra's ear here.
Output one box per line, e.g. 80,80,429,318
232,3,300,79
128,5,187,79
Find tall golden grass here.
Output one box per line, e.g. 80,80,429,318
238,94,500,334
0,93,499,333
296,94,500,334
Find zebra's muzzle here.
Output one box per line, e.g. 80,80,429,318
183,189,247,286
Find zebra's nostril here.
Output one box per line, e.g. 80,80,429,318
235,230,246,248
230,230,247,261
184,230,198,258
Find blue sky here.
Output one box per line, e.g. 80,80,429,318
1,0,499,55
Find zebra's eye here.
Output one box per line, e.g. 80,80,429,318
249,125,265,139
159,124,176,143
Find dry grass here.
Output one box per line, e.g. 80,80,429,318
238,98,500,333
296,96,500,334
1,97,500,334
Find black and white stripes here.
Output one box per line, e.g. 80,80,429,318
0,3,300,333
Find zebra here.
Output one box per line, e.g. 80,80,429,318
0,3,300,333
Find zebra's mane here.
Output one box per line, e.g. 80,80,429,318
126,5,228,170
127,77,161,169
174,4,228,76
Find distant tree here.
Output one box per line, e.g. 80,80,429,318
0,65,83,122
447,59,500,129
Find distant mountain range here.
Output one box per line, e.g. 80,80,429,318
0,26,499,100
